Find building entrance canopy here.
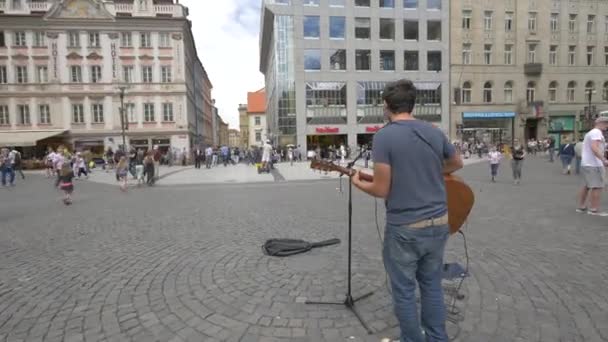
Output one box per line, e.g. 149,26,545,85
0,130,67,147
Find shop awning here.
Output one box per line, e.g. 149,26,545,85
0,130,67,147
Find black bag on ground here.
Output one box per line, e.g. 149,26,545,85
262,238,341,257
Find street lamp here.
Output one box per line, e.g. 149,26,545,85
117,85,128,152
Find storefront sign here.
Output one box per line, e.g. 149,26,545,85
463,112,516,119
365,126,383,133
548,116,575,132
315,127,340,133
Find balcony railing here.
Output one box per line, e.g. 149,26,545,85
115,3,133,13
29,1,51,11
154,4,176,15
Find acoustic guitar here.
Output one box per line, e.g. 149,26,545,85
311,160,475,234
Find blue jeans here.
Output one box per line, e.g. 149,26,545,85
549,147,555,162
383,223,450,342
560,156,573,170
1,167,15,186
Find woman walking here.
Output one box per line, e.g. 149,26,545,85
116,156,129,192
144,153,155,186
488,145,502,182
56,164,75,205
558,139,575,175
511,139,526,185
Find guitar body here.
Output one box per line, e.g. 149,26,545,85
311,160,475,234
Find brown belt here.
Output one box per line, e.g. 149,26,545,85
407,214,449,229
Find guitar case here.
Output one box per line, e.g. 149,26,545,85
262,238,341,257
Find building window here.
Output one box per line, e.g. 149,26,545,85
143,103,155,122
526,81,536,103
34,31,46,47
505,12,513,32
0,66,6,84
68,32,80,48
504,44,513,65
329,16,346,39
585,81,595,100
605,46,608,66
404,50,419,70
140,32,151,48
0,31,5,47
483,82,493,103
14,31,26,47
379,0,394,8
303,0,320,5
427,0,440,10
484,44,492,65
70,66,82,83
142,66,153,83
569,14,577,33
88,32,100,48
404,0,417,9
403,20,418,40
0,106,9,125
72,104,84,123
605,16,608,34
303,16,320,38
161,66,172,83
463,44,472,64
587,15,596,34
159,33,171,47
355,0,370,6
549,45,558,65
305,82,347,123
39,104,50,124
92,104,104,123
355,50,371,71
380,50,395,71
330,49,346,71
462,82,472,104
255,130,262,142
254,116,261,126
162,103,173,122
484,11,493,31
380,19,395,40
90,65,102,83
427,21,441,41
427,51,441,71
550,13,559,32
17,105,30,125
462,10,472,30
587,46,594,66
528,12,537,32
567,81,576,102
121,32,132,47
504,81,513,103
528,44,537,63
603,81,608,101
329,0,344,6
355,18,371,39
304,49,321,70
37,66,48,83
125,103,136,123
549,81,558,103
16,66,28,83
568,45,576,65
123,66,133,83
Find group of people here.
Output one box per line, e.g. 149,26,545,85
0,147,25,187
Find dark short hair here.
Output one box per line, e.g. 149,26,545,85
382,79,417,115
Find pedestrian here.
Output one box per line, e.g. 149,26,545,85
135,149,145,186
511,139,526,185
144,153,155,186
576,117,608,216
152,145,161,180
488,145,502,182
574,138,584,175
45,148,55,178
351,79,463,342
548,136,555,162
288,146,294,166
128,148,137,178
558,138,575,175
75,152,88,179
10,149,25,180
194,146,203,169
55,163,75,205
221,145,229,167
116,156,129,192
0,148,15,187
205,146,213,169
105,147,114,170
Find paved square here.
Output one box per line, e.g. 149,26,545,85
1,157,607,341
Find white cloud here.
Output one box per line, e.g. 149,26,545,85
181,0,264,129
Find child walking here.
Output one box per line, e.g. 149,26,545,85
56,164,75,205
488,146,502,182
116,156,129,192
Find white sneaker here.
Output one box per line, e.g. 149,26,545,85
587,210,608,217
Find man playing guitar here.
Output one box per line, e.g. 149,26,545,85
352,79,463,342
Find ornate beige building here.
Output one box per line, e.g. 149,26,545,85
450,0,608,146
0,0,213,157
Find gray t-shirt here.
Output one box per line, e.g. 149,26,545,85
372,120,455,225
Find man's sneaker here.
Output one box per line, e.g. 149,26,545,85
588,210,608,217
576,207,587,213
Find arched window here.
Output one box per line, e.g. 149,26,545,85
548,81,558,102
483,81,493,103
603,81,608,101
526,81,536,103
504,81,513,103
585,81,596,101
567,81,576,102
462,81,472,104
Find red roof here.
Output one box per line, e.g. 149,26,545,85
247,88,266,113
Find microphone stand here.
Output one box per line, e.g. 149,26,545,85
306,148,374,334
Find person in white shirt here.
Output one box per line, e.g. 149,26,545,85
577,117,608,215
261,140,273,170
487,146,502,182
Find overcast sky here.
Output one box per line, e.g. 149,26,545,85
180,0,264,130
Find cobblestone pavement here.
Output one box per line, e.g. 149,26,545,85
1,157,607,341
